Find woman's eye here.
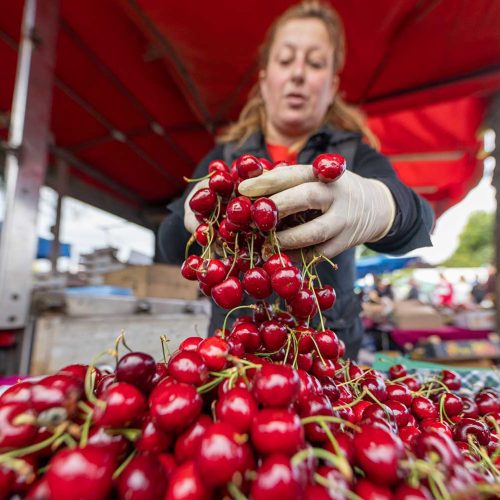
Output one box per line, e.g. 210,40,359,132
309,60,325,69
278,58,292,66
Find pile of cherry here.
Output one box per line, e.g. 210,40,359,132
0,337,498,499
181,153,345,311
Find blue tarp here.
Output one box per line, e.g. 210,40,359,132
37,237,71,259
356,255,420,279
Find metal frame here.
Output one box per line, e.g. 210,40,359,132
0,0,59,329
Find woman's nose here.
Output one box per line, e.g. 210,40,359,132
291,58,306,83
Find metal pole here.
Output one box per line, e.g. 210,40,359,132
49,159,68,273
0,0,59,329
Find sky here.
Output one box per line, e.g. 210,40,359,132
0,135,497,271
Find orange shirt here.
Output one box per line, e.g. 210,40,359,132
266,143,298,164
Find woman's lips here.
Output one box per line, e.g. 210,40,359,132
285,93,307,106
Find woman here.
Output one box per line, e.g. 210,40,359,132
159,1,434,359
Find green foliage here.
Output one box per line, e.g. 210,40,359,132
442,211,494,267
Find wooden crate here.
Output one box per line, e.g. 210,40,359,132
104,264,199,300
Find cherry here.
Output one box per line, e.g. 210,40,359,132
315,285,336,310
461,395,479,418
226,196,252,227
313,329,340,360
116,351,156,394
386,383,413,407
116,454,168,500
352,400,372,423
312,153,346,183
415,432,464,470
399,425,421,447
453,417,490,446
259,320,288,351
31,373,82,414
242,267,272,299
93,382,145,427
174,415,212,464
419,418,452,437
251,197,278,232
295,326,314,353
259,157,273,170
318,376,340,404
0,381,33,405
86,427,129,460
59,363,97,385
353,424,404,486
385,400,410,427
311,357,337,378
136,417,172,454
181,255,203,281
236,154,263,179
179,336,204,352
196,259,226,287
354,478,393,500
360,374,388,402
363,404,397,431
400,375,420,391
197,337,229,371
299,393,338,443
194,223,211,246
271,266,302,299
441,369,461,391
388,364,407,380
442,392,464,417
45,446,116,500
208,159,229,175
215,387,258,433
208,170,234,197
165,460,211,500
411,395,437,420
253,364,300,408
150,382,202,432
0,402,37,451
229,322,261,353
0,466,15,498
250,455,303,500
236,248,262,272
394,483,433,499
218,218,237,244
287,287,318,319
196,422,248,487
95,373,116,398
189,188,217,216
263,253,292,276
475,390,500,415
168,350,208,387
251,408,304,456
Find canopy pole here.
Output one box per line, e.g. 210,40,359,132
486,94,500,335
0,0,59,331
50,158,68,274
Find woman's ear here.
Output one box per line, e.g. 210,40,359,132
330,75,339,104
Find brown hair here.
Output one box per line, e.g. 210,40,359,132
218,1,379,148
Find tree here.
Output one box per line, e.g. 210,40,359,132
442,211,494,267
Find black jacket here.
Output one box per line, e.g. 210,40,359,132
158,125,434,357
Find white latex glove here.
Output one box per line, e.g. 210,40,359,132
238,164,396,258
184,179,209,234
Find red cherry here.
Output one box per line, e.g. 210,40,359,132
208,159,229,174
263,253,292,276
414,431,463,467
0,465,15,498
236,154,263,179
400,375,420,391
461,395,479,418
250,455,303,500
259,157,273,170
312,153,346,183
164,460,211,500
411,395,437,420
324,431,355,465
386,383,413,407
399,425,421,447
0,381,33,405
116,454,168,499
168,350,209,387
251,408,305,456
45,446,116,500
174,415,212,464
253,364,300,408
218,218,237,244
150,382,202,432
226,196,252,227
181,255,203,281
385,400,410,427
441,369,461,390
215,387,258,433
315,285,336,310
271,266,302,299
189,188,217,216
388,364,407,380
209,170,234,197
394,483,433,499
419,418,452,437
196,422,248,487
311,357,337,378
475,391,500,415
251,197,278,232
287,288,318,319
353,424,404,486
453,417,490,446
87,427,129,459
194,223,211,246
197,337,229,371
236,247,262,272
31,373,82,414
196,259,226,287
179,336,204,351
355,478,393,500
229,323,261,353
116,351,156,394
242,267,272,299
58,363,97,385
313,329,340,360
0,402,37,451
93,383,145,427
211,277,243,309
259,320,288,351
299,394,338,443
442,392,464,417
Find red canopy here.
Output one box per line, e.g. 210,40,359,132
1,0,499,224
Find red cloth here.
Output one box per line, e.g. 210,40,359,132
390,326,491,348
266,143,298,164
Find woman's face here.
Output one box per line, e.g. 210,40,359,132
260,18,338,138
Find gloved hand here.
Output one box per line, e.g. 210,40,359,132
238,164,396,258
183,179,209,234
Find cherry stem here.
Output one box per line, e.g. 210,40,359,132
467,435,499,477
332,388,368,411
85,349,115,403
197,374,228,394
318,420,353,481
250,234,255,269
184,235,195,260
227,481,248,500
0,427,66,461
160,335,171,364
221,305,257,338
313,474,362,500
311,287,325,331
438,394,454,425
112,450,137,480
183,171,214,183
301,415,360,432
308,333,327,367
79,408,93,447
291,447,349,478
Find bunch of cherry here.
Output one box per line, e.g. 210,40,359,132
0,333,498,499
181,153,345,312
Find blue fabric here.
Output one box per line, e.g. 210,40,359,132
356,255,420,279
